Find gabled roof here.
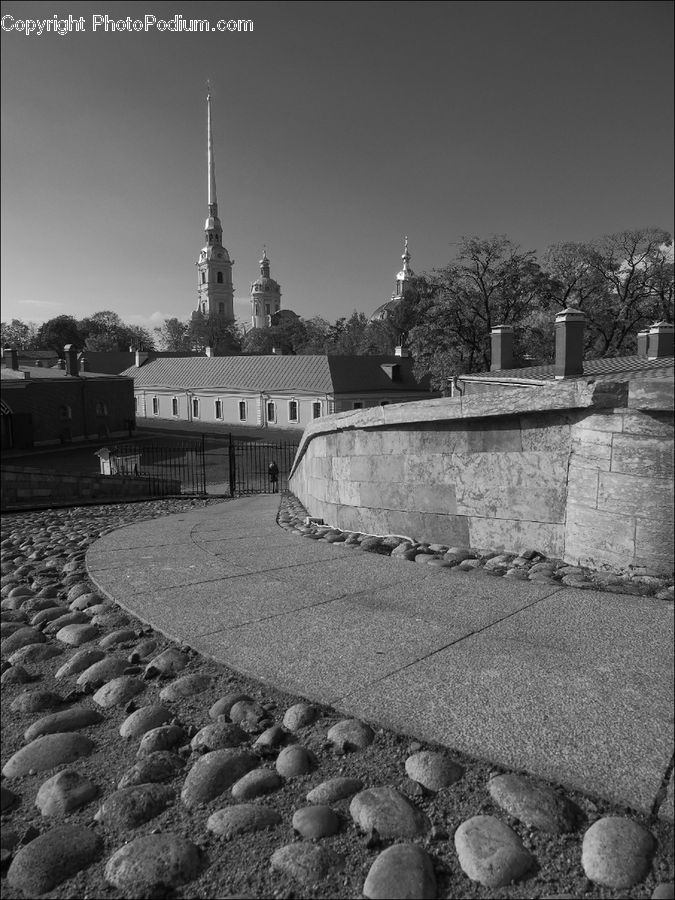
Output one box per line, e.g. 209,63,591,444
120,354,431,395
465,355,674,383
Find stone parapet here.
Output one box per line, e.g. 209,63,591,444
0,467,181,511
289,378,674,574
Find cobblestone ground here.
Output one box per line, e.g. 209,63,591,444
1,496,673,900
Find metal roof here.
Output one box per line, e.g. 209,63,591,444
120,354,431,394
465,355,674,382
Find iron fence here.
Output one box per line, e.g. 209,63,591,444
225,436,299,495
105,439,206,496
105,434,298,497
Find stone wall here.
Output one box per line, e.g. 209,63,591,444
0,467,181,511
289,378,674,574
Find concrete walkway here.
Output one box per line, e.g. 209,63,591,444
86,494,674,819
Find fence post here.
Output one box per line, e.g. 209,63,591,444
200,434,206,494
228,433,236,497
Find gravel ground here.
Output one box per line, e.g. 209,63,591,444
1,496,673,900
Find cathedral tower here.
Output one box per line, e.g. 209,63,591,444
195,89,234,321
250,248,282,328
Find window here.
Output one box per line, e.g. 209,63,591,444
288,400,298,423
171,397,179,417
95,401,108,416
201,272,206,284
134,396,138,413
58,404,72,420
266,401,276,423
215,399,223,419
217,272,223,283
192,398,200,419
152,397,159,415
219,302,225,314
238,401,247,422
265,303,271,316
353,401,364,410
312,401,322,419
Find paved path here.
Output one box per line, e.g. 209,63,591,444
87,494,675,818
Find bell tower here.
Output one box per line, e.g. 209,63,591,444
195,88,234,321
250,248,282,328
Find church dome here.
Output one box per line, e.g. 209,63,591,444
251,276,280,293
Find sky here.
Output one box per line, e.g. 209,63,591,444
2,0,673,336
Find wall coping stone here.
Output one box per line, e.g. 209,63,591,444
291,379,670,477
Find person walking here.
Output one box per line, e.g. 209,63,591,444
268,460,279,493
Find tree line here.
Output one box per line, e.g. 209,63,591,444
3,227,672,392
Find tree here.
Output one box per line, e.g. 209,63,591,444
297,316,331,354
544,228,674,357
37,316,84,354
188,311,243,354
241,326,277,355
155,317,191,351
409,236,555,392
1,319,40,349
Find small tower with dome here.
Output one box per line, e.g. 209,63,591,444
195,89,234,321
370,237,415,321
250,248,282,329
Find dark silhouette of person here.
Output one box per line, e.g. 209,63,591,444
268,460,279,493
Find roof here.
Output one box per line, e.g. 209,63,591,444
120,354,432,395
80,350,206,375
464,355,674,383
1,365,130,383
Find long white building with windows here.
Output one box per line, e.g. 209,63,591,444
121,354,434,430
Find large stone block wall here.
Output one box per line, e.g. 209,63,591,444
0,467,181,511
289,379,674,574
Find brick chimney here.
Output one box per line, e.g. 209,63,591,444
3,348,19,370
554,308,585,379
636,329,650,358
647,322,674,359
63,344,79,377
490,325,514,371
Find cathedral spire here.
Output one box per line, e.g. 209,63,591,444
207,85,217,217
401,235,411,275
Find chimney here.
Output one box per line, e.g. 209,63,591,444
394,344,411,357
647,322,674,359
78,352,87,372
3,348,19,370
554,308,585,378
490,325,514,371
636,329,650,358
64,344,79,377
135,350,149,367
205,346,213,358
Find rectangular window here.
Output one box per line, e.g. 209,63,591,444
215,399,223,419
312,401,321,419
192,398,200,418
353,401,364,409
219,302,224,314
288,400,298,423
238,400,247,422
152,397,159,415
134,396,138,413
266,401,276,423
171,397,179,417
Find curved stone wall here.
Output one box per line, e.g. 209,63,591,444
289,379,674,574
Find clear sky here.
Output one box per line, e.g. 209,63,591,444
2,0,673,335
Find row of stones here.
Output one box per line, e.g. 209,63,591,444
278,493,674,599
1,499,672,900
